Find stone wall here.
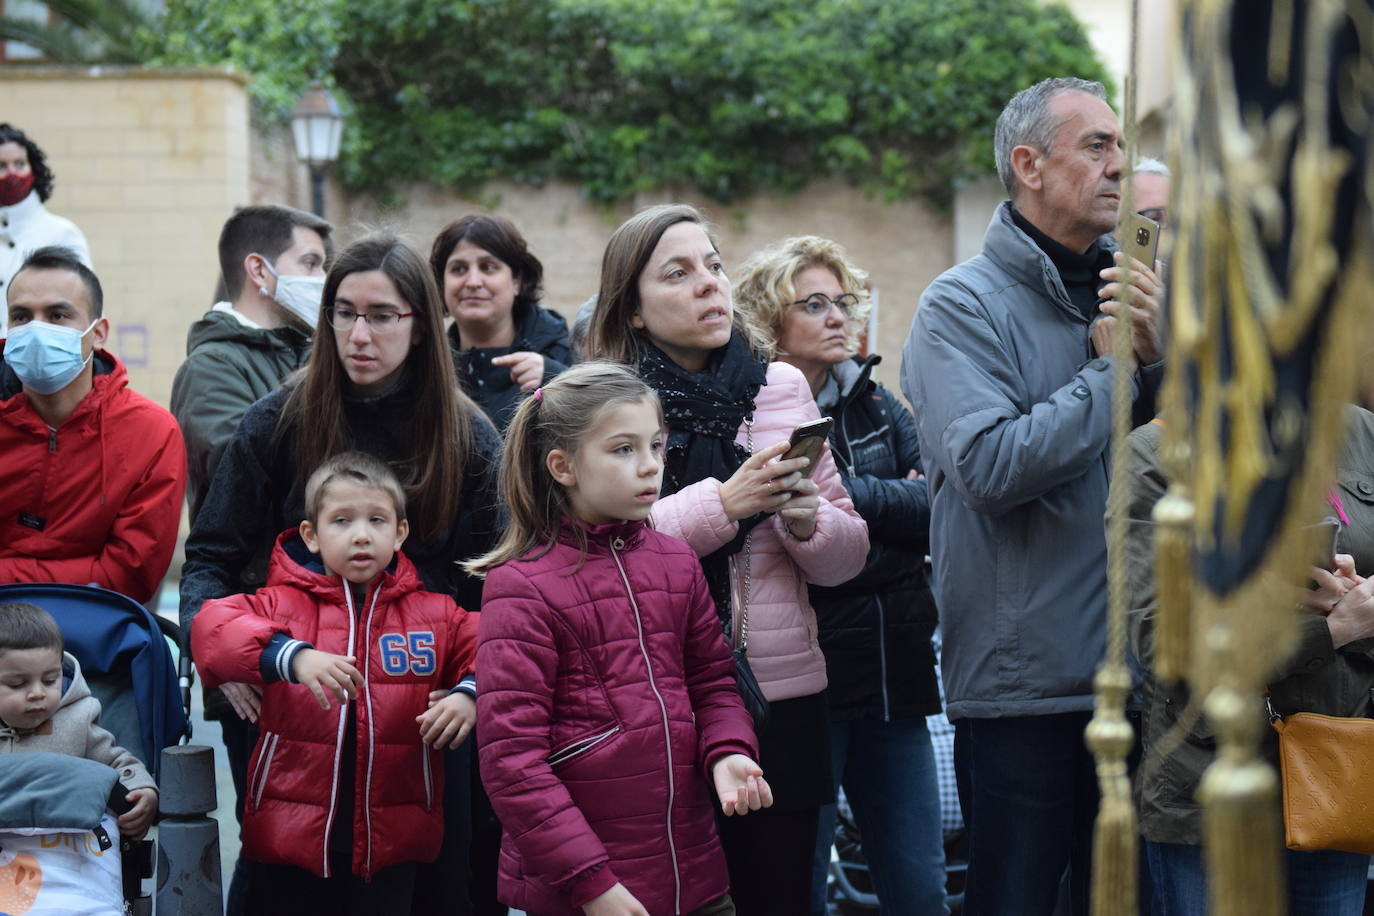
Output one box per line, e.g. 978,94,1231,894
0,67,251,404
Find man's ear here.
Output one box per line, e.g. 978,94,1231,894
299,519,321,554
244,253,272,296
1010,144,1044,193
546,448,577,487
89,316,110,351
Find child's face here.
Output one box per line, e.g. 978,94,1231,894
548,398,665,525
300,481,409,585
0,646,63,730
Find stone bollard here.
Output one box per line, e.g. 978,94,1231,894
156,745,223,915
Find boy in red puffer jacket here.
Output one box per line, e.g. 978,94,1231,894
191,451,479,914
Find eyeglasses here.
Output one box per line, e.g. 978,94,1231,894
791,292,860,318
326,307,415,333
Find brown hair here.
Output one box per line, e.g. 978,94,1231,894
429,213,544,308
304,451,408,525
218,204,333,301
0,602,63,654
733,235,871,360
464,361,662,575
278,233,474,540
586,203,766,364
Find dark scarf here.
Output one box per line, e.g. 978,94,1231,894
1011,205,1115,322
637,330,769,618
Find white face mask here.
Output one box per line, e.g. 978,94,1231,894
260,259,325,328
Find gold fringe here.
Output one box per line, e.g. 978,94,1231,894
1152,484,1195,682
1198,755,1286,916
1091,784,1138,916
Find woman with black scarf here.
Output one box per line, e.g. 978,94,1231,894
586,204,869,914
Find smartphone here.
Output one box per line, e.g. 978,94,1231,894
1305,517,1341,589
781,417,834,478
1122,211,1160,268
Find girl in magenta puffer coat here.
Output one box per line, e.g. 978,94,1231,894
468,363,769,916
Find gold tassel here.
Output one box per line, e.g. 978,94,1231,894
1152,482,1195,682
1197,687,1286,916
1087,667,1138,916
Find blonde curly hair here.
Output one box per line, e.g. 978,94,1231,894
732,235,871,361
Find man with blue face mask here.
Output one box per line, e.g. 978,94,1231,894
0,246,186,604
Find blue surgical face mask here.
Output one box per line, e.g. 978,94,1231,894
4,319,97,395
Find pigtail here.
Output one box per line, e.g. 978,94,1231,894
464,392,562,576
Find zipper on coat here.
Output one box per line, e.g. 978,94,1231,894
361,586,382,879
548,725,621,767
47,428,56,453
876,596,890,722
252,732,280,809
321,585,360,879
609,538,682,914
422,746,433,812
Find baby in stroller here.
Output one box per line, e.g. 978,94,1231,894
0,602,158,839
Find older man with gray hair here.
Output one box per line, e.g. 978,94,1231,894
901,77,1163,915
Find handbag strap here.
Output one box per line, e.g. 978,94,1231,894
736,416,755,651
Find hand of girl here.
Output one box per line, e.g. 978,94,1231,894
776,477,820,540
118,787,158,839
712,753,773,816
582,882,650,916
417,691,477,748
292,649,363,710
221,682,263,723
491,351,545,391
719,440,810,522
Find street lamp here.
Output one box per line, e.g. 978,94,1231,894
290,82,345,218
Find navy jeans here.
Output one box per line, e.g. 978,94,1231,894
811,717,948,915
1146,840,1368,915
954,712,1099,916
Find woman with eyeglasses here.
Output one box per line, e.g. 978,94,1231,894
733,236,948,915
180,233,503,916
586,205,869,914
430,214,572,431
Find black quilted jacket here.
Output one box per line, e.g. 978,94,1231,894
810,355,941,721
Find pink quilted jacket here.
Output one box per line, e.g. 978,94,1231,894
476,520,758,915
650,361,869,701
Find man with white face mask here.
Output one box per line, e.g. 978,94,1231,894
171,204,331,523
0,246,186,604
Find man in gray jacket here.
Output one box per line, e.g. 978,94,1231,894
901,77,1163,915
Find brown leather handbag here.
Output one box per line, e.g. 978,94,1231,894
1271,705,1374,854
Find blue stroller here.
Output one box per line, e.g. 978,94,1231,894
0,582,191,914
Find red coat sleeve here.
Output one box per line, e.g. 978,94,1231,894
680,561,760,777
190,592,291,688
441,604,480,686
475,565,619,907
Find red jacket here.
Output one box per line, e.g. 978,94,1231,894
192,531,479,879
0,348,187,603
477,520,758,916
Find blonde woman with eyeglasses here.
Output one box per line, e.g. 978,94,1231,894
735,235,948,916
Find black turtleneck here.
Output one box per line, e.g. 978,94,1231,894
1010,206,1115,322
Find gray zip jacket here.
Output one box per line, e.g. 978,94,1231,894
901,201,1153,719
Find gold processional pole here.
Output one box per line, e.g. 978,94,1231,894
1086,0,1143,911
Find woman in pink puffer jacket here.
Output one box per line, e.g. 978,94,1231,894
587,204,869,914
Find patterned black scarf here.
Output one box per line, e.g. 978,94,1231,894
637,330,769,618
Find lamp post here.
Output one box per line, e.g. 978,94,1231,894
290,82,345,218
